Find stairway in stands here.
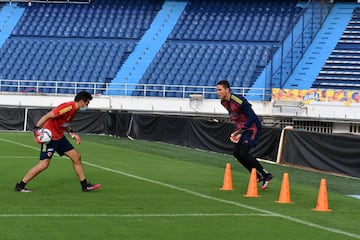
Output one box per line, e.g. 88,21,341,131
284,3,357,90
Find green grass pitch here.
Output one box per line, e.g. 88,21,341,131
0,132,359,240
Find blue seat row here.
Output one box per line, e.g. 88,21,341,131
168,0,302,42
12,0,163,39
137,42,272,97
1,0,301,97
0,38,136,90
134,0,301,98
0,81,105,95
170,13,298,42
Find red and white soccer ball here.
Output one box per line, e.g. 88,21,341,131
38,128,52,143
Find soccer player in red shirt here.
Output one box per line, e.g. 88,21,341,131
15,91,101,192
216,80,273,190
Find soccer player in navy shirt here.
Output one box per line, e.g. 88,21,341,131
216,80,273,190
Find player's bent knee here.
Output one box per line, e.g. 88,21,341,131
66,149,81,162
71,154,81,163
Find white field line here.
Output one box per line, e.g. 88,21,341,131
1,137,360,240
0,213,270,218
348,195,360,200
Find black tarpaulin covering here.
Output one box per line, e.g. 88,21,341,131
129,114,280,160
70,110,105,134
253,127,281,161
1,106,358,177
26,109,50,130
0,108,25,130
282,130,360,177
104,111,132,137
130,114,233,153
25,109,105,133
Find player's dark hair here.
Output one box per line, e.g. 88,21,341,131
74,91,93,102
216,80,231,90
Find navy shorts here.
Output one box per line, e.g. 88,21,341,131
39,136,74,160
239,128,261,147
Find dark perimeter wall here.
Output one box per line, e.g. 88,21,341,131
0,107,359,178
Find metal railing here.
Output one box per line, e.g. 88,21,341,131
268,0,333,88
0,79,271,100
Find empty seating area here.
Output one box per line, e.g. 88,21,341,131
0,38,135,93
13,0,163,39
313,7,360,90
168,0,302,42
0,0,305,97
0,0,162,94
138,42,271,98
137,0,302,98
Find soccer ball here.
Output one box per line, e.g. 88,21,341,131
38,128,52,143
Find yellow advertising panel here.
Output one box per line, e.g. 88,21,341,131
272,88,360,105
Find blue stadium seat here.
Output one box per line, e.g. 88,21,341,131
313,8,360,90
0,0,302,95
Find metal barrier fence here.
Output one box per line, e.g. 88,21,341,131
269,0,332,88
0,79,271,100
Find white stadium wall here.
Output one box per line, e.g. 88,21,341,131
1,93,360,123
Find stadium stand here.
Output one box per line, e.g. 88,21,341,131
136,42,272,98
0,0,163,93
108,1,186,96
136,0,303,98
0,0,303,97
279,2,353,90
0,38,136,93
312,7,360,90
12,0,161,39
168,0,300,42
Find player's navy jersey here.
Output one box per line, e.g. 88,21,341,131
43,101,77,140
221,93,261,132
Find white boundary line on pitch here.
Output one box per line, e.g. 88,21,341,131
1,137,360,240
0,213,270,218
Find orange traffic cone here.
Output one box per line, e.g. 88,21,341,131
220,163,234,190
276,173,293,204
244,168,259,197
312,178,332,212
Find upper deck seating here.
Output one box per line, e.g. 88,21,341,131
312,7,360,90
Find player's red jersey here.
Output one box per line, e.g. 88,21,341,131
221,93,261,131
43,101,77,140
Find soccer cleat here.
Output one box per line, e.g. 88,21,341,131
82,183,101,192
257,176,264,183
15,183,32,193
261,174,273,190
